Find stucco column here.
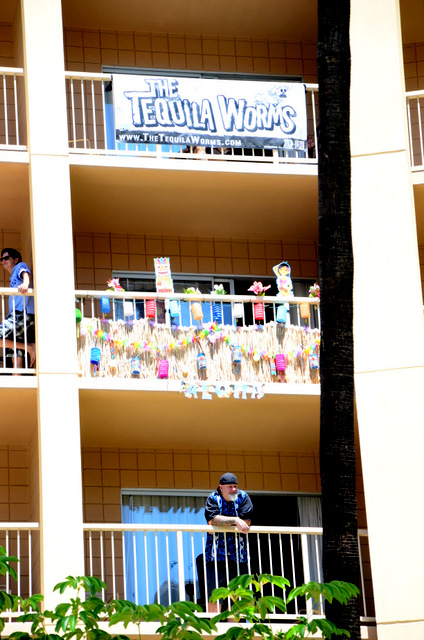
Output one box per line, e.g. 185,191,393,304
351,0,424,638
20,0,84,605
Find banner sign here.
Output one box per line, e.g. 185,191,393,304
154,257,174,293
113,74,307,151
181,381,264,400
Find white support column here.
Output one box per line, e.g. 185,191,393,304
351,0,424,638
20,0,84,606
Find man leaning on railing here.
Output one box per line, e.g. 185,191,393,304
0,248,35,370
204,472,253,612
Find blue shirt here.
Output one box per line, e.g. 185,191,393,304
9,262,34,314
204,489,253,562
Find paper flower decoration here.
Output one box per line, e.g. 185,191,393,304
107,278,125,292
248,281,271,296
309,283,320,298
212,283,226,295
184,287,201,295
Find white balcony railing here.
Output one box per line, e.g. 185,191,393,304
0,67,26,150
0,289,36,376
65,71,318,165
75,290,320,383
0,523,40,620
83,524,374,622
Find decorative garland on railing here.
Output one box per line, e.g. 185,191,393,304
77,317,320,384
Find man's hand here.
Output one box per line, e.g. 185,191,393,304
234,517,250,533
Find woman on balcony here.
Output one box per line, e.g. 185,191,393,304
0,248,35,369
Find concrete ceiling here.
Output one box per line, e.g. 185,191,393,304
79,388,320,451
61,0,318,42
0,0,423,48
70,163,318,241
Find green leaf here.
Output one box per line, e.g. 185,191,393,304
257,574,291,590
226,574,255,591
311,618,351,638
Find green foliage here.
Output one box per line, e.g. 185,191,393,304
0,546,18,581
208,574,358,640
0,546,359,640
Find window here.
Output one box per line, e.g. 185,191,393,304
122,491,207,604
113,271,319,329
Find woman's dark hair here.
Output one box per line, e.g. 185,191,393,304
1,248,22,263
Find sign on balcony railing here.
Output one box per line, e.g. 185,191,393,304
113,74,307,153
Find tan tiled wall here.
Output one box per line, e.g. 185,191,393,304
82,446,366,527
403,42,424,91
74,232,318,289
0,24,14,66
0,445,30,521
420,245,424,296
64,28,317,82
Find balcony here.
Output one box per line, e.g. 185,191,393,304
65,72,318,170
0,522,39,618
82,523,375,628
0,521,374,635
0,289,35,376
0,68,26,152
75,291,320,390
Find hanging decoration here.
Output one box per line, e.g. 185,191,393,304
100,297,111,315
158,359,170,379
300,302,311,321
90,347,101,376
131,357,141,376
273,261,294,298
145,299,156,319
77,315,320,384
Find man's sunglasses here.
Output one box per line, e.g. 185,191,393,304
0,256,11,261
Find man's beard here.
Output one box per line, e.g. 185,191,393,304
227,492,238,502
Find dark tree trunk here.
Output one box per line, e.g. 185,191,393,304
317,0,360,639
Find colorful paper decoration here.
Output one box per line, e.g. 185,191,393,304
273,261,293,298
275,353,286,371
233,302,244,319
75,308,82,337
131,357,141,376
145,299,156,318
300,302,310,320
191,302,203,321
212,302,222,323
169,300,180,318
90,347,101,376
310,354,319,370
154,257,174,293
276,305,287,324
254,302,265,321
197,353,207,370
275,353,286,383
197,352,207,380
232,345,242,374
158,359,169,379
123,300,134,316
100,297,111,314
